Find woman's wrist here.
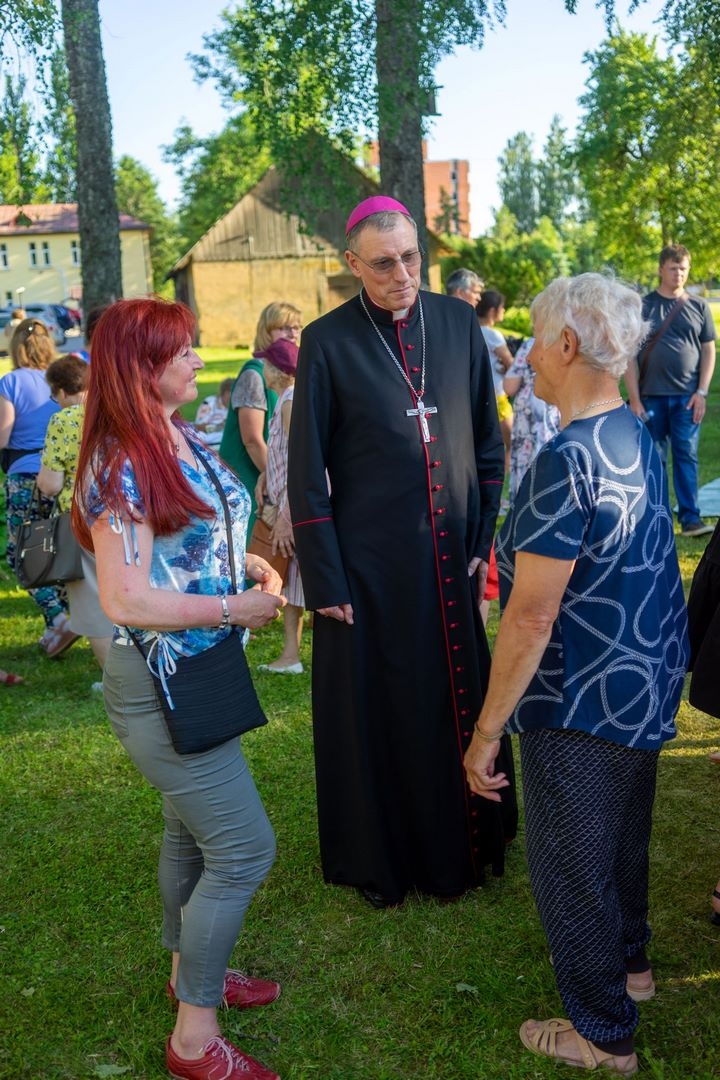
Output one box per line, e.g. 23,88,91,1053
473,719,504,743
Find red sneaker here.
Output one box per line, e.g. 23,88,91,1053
166,1035,280,1080
167,970,281,1010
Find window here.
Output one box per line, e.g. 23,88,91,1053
70,239,80,266
0,244,7,269
29,242,37,267
4,291,12,305
41,241,51,267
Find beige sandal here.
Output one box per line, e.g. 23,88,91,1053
626,970,655,1002
520,1018,638,1075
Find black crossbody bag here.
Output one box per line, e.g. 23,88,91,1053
129,448,267,754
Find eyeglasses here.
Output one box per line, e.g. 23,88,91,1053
349,249,424,276
275,324,302,336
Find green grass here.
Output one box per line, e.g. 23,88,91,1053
1,361,720,1079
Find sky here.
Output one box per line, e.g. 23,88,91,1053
99,0,669,235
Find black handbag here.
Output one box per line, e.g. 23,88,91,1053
129,446,267,755
15,487,85,588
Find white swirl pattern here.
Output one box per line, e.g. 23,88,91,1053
496,408,689,749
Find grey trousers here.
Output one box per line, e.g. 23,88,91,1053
103,641,276,1006
521,727,659,1051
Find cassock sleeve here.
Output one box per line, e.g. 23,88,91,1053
469,315,504,561
287,327,352,610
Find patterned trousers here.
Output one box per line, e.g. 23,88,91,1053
5,473,68,628
520,728,659,1050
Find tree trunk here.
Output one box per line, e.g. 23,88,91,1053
61,0,122,315
375,0,428,279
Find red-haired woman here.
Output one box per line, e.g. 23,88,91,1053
73,297,286,1080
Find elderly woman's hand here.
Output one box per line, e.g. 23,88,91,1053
464,730,510,803
246,557,283,595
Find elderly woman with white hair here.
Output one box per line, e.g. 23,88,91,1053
464,274,689,1076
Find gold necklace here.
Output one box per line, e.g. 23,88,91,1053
569,397,623,423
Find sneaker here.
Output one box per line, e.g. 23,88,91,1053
91,682,104,693
166,1034,280,1080
681,520,715,537
166,970,280,1010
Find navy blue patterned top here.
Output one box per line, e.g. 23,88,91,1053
496,405,689,749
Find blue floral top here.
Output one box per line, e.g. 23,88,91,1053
84,438,251,702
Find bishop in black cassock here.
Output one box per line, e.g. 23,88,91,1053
287,197,517,906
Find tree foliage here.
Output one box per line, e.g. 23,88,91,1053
190,0,508,245
495,118,578,238
0,73,50,204
162,115,270,251
574,29,720,281
658,0,720,93
114,155,178,293
0,0,58,59
497,131,537,234
40,47,77,202
537,115,577,231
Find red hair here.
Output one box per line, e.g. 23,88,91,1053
72,297,213,549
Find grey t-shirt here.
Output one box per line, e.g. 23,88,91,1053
230,366,266,411
639,291,716,395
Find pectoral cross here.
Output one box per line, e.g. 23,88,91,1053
406,398,438,443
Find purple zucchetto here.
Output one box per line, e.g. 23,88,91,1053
345,196,411,236
256,337,298,376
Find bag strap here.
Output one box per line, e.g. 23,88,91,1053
21,483,59,524
189,440,238,596
638,292,688,382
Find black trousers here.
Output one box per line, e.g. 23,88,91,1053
521,728,659,1049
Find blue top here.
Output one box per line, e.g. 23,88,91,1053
84,439,251,704
0,368,59,474
496,405,689,750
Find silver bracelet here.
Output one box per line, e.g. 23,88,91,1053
219,595,231,629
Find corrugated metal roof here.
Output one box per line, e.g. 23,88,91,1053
170,164,375,274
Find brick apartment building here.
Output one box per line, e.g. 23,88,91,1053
364,141,471,238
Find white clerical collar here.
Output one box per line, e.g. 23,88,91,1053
393,308,410,321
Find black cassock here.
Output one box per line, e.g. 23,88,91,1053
287,290,518,899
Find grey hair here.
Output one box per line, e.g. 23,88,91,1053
445,267,483,295
346,210,416,248
530,273,649,379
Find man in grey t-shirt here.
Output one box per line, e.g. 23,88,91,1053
625,244,716,537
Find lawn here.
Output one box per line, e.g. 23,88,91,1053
1,352,719,1079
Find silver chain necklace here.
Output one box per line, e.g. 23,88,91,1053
359,289,438,443
569,397,623,423
360,288,427,399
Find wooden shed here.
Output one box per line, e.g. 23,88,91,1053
168,165,445,347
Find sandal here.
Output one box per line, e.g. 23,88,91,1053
626,970,655,1002
711,888,720,927
520,1018,638,1075
0,671,24,686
